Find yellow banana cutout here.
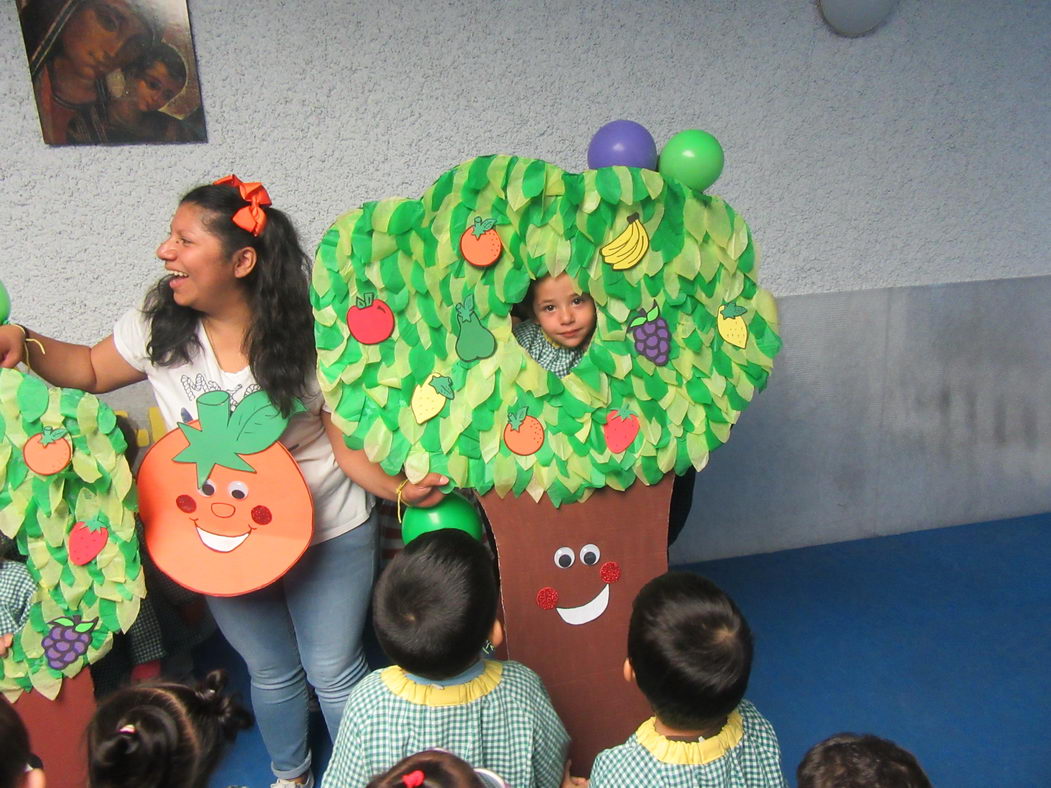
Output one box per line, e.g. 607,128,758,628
600,212,650,270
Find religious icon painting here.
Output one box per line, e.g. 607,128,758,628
17,0,207,145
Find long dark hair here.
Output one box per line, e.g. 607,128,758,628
87,669,252,788
143,182,316,416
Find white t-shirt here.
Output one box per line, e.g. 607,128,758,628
113,307,371,544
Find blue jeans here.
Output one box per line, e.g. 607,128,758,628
206,514,377,779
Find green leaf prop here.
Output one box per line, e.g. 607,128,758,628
312,156,782,506
175,390,301,488
0,368,141,699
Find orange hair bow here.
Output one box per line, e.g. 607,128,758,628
213,174,272,237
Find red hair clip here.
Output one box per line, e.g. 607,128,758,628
213,174,272,237
401,770,425,788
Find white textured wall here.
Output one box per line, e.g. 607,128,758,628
2,0,1049,344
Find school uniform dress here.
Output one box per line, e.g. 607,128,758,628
589,700,788,788
321,659,569,788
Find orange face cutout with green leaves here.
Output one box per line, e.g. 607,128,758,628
137,390,313,596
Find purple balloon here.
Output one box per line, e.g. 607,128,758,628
587,120,658,169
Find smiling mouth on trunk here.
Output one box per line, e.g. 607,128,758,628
555,584,610,625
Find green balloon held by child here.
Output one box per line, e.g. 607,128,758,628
402,491,484,545
658,129,725,192
0,279,10,324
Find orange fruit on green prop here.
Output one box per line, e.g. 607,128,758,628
503,406,545,456
22,427,72,475
459,217,502,267
137,390,313,596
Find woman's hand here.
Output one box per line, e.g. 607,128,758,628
0,324,26,368
399,472,448,508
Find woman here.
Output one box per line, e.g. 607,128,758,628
0,176,446,787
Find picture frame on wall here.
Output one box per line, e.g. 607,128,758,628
17,0,207,145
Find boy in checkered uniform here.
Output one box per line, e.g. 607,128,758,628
586,572,788,788
321,529,569,788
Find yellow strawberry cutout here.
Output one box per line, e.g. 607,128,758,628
717,303,748,348
411,373,454,423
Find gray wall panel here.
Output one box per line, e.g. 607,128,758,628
672,275,1051,562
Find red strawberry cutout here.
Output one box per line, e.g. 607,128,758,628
69,518,109,565
603,410,640,454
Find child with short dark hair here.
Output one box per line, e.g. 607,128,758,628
796,733,931,788
321,529,569,788
512,273,596,378
86,669,251,788
587,572,787,787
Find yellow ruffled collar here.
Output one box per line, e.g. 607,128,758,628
635,711,744,765
380,660,504,707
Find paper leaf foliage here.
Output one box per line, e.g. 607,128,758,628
311,156,781,506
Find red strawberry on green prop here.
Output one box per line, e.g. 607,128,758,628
460,217,502,267
68,517,109,565
603,411,640,454
346,293,394,344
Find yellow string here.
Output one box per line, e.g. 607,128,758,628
13,324,45,372
395,478,410,524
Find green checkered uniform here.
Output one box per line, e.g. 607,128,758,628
321,660,568,788
0,559,34,634
589,700,787,788
513,320,586,378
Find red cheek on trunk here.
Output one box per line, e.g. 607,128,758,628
536,586,559,610
600,561,621,583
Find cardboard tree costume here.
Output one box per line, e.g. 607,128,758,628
0,368,142,700
312,156,781,771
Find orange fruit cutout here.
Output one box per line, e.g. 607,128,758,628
503,406,545,456
23,427,72,475
137,391,313,596
459,217,502,267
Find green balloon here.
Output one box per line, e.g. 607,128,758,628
401,491,484,545
658,129,725,192
0,279,9,324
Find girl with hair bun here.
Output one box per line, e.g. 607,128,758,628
87,669,251,788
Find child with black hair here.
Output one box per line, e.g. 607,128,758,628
796,733,931,788
0,697,45,788
586,572,787,787
86,669,251,788
366,749,511,788
321,529,569,788
512,273,596,378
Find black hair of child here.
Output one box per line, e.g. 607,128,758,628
373,529,498,680
0,697,33,788
366,749,485,788
627,571,753,731
797,733,932,788
87,669,252,788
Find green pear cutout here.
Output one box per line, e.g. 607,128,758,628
454,294,496,362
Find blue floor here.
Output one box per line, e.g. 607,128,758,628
206,513,1051,787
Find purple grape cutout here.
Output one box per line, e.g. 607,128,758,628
627,306,672,366
43,616,97,671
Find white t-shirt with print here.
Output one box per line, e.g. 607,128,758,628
113,307,370,544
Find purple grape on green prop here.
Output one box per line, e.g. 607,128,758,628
628,306,671,365
42,616,96,670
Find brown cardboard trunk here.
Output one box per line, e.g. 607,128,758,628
13,669,95,788
480,474,672,776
